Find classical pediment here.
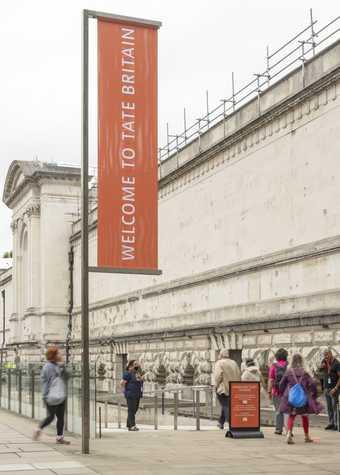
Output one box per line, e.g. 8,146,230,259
3,161,41,208
3,160,81,208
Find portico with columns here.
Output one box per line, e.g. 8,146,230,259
2,161,80,348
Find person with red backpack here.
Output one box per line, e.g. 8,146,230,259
267,348,288,435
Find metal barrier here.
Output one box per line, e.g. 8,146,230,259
96,386,217,434
0,365,97,437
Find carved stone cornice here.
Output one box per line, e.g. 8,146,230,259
23,307,41,320
71,234,340,314
68,308,340,347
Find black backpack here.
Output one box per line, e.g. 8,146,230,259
273,362,287,390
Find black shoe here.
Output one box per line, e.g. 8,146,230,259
128,426,139,431
325,424,336,430
274,430,282,435
56,438,71,445
217,423,224,430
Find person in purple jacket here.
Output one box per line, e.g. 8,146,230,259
279,353,323,444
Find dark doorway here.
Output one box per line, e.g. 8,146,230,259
183,364,195,386
122,353,128,372
115,353,128,392
156,364,167,387
229,349,242,368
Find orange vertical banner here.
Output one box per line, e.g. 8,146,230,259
98,18,159,270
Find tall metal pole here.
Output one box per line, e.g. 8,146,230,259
81,9,90,455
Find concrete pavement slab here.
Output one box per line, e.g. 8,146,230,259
0,465,34,472
312,465,340,474
0,442,32,445
259,473,334,475
5,445,54,453
0,448,19,454
16,452,65,462
0,472,55,475
32,462,85,470
0,458,20,465
51,468,97,475
1,409,340,475
260,465,333,473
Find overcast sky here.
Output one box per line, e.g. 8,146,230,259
0,0,339,255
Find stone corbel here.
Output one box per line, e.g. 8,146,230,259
12,216,25,235
225,331,237,350
10,219,19,232
9,313,18,322
24,203,41,218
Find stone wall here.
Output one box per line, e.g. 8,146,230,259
66,40,340,384
65,328,340,397
0,269,12,347
2,40,340,379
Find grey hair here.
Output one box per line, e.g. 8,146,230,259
219,349,229,359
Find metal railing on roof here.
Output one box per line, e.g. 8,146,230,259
53,11,340,185
159,10,340,163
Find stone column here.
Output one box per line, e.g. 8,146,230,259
23,204,41,341
9,218,20,343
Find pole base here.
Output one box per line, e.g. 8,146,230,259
226,430,264,439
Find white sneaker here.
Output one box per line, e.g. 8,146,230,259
32,428,41,441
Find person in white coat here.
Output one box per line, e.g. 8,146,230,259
241,358,263,383
213,349,241,430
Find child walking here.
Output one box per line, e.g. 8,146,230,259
279,353,323,444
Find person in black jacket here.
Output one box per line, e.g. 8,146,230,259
319,348,340,430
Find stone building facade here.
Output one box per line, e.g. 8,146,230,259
1,39,340,390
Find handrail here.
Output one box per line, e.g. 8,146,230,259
100,385,214,401
159,12,340,164
21,13,340,193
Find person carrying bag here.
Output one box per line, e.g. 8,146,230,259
279,353,323,445
33,346,70,444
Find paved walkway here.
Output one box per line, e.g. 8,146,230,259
0,409,339,474
0,411,95,475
